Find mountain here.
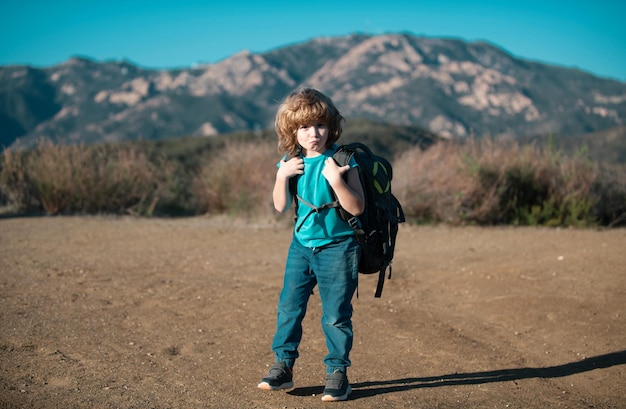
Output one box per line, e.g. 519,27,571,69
1,33,625,149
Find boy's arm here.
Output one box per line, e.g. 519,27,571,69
273,157,304,213
323,159,365,216
272,174,291,213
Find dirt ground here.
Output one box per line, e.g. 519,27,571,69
0,216,624,409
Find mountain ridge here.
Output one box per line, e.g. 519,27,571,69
1,33,625,149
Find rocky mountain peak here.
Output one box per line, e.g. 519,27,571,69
1,33,624,149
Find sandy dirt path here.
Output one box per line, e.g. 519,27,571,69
1,216,624,408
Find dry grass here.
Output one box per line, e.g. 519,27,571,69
0,141,167,215
1,137,625,226
394,137,618,226
192,140,279,218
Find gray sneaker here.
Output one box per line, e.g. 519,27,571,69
257,362,294,390
321,371,351,401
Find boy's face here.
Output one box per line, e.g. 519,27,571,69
296,121,329,157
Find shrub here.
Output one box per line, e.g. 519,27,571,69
591,163,626,227
192,140,278,217
394,141,471,223
2,134,624,227
0,146,38,212
0,141,167,215
394,137,618,227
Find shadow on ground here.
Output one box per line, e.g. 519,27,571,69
288,350,626,399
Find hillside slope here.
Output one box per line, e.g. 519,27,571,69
1,33,625,149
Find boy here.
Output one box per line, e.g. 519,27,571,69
258,88,365,401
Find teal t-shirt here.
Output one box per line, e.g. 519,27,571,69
279,145,358,248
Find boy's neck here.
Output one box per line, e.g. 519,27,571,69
302,147,327,158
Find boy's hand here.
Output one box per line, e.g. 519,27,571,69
277,157,304,180
322,157,350,186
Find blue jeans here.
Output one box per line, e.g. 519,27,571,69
272,235,360,374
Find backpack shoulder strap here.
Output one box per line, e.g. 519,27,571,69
291,145,364,233
288,155,343,233
339,142,375,161
332,144,355,167
293,194,342,232
331,145,366,233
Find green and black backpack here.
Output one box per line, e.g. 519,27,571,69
290,142,405,297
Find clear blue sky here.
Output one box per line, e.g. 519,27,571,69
1,0,625,81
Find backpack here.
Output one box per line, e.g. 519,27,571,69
290,142,405,297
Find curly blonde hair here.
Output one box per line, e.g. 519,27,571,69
275,88,344,156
